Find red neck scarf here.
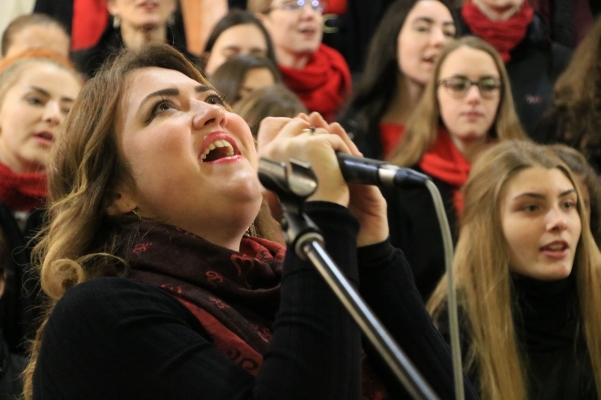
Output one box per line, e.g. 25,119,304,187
379,122,405,160
279,44,351,122
419,128,471,215
461,0,534,62
0,162,46,211
123,222,388,398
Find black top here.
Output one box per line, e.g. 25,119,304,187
33,202,478,399
436,274,597,400
71,25,195,79
382,168,458,302
0,202,45,356
456,12,571,140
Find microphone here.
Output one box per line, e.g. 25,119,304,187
336,153,429,188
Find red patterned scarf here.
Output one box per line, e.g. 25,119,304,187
279,44,351,122
121,222,388,398
461,0,534,62
0,162,46,211
419,128,471,216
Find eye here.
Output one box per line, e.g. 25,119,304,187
443,28,456,38
205,93,226,107
148,98,176,121
561,199,576,210
522,204,539,213
415,24,431,33
447,78,470,91
479,78,501,92
25,96,44,106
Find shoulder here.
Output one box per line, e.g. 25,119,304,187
48,277,196,334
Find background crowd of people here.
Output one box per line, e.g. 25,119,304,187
0,0,600,399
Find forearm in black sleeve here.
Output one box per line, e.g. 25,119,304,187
357,241,479,400
255,201,363,399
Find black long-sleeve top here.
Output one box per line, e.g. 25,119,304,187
436,274,597,400
33,202,477,399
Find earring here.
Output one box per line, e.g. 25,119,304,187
167,13,175,26
113,15,121,29
131,208,142,220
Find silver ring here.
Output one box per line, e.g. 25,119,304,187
301,126,317,135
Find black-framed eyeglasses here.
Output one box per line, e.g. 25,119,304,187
266,0,326,13
437,76,503,99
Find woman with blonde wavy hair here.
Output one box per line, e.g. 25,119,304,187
25,43,478,400
384,35,526,300
428,140,601,400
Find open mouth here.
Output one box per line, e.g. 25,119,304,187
34,131,54,144
299,27,316,35
199,139,240,162
540,242,568,252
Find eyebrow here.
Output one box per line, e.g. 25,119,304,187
30,86,75,103
139,85,212,110
412,17,455,27
513,188,576,201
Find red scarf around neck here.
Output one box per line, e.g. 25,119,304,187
0,162,46,211
379,122,405,159
123,222,388,398
279,44,351,122
419,128,471,216
462,0,534,62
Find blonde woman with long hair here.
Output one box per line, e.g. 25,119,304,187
383,35,526,301
428,140,601,400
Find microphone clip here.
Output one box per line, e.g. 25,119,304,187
258,157,324,259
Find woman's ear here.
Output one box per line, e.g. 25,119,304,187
106,0,118,16
107,189,137,216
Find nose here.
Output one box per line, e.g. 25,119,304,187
546,206,568,232
191,99,228,130
430,27,446,47
465,84,482,103
43,102,62,126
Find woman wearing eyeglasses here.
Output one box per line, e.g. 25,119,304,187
385,36,526,301
339,0,457,160
248,0,351,122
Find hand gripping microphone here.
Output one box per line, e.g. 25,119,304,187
336,153,429,188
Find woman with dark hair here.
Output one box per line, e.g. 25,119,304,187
201,8,277,76
535,16,601,174
71,0,194,78
428,140,601,400
210,55,281,106
385,36,526,300
456,0,571,139
25,43,478,400
339,0,456,159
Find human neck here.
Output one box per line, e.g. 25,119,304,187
473,1,522,21
276,47,312,69
120,23,166,51
450,134,489,164
381,74,424,125
0,146,40,174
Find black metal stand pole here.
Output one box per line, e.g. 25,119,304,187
259,158,439,400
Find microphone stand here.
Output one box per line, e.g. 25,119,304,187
259,157,439,400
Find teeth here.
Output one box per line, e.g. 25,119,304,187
199,139,235,161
